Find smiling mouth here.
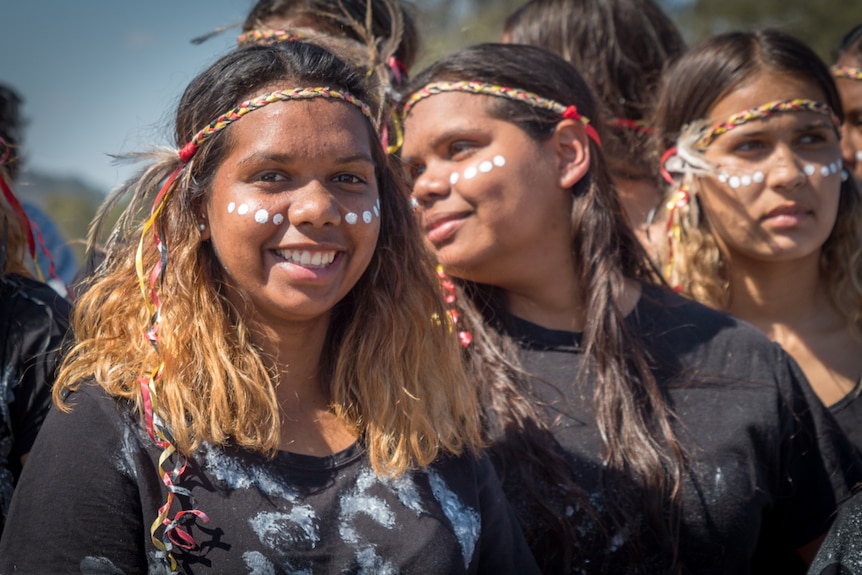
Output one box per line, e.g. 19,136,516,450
275,249,337,267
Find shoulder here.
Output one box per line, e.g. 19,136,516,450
0,274,71,330
809,487,862,575
635,283,790,381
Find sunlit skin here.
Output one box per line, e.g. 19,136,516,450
401,92,641,331
697,72,862,407
835,54,862,183
201,96,380,453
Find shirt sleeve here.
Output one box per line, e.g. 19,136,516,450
0,384,153,574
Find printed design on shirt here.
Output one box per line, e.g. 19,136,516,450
80,556,124,574
427,469,480,569
227,198,381,227
339,468,399,574
113,424,145,480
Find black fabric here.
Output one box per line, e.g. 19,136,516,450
830,377,862,456
491,283,862,575
808,486,862,575
0,273,70,534
0,382,540,575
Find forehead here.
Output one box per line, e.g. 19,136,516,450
402,93,497,150
707,72,828,124
222,97,376,157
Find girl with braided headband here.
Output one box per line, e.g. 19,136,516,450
653,29,862,456
0,41,539,574
400,42,862,574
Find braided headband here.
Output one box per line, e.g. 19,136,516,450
832,66,862,80
403,81,602,147
180,87,378,163
237,29,303,47
697,99,840,148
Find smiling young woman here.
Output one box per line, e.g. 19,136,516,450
0,41,539,574
653,29,862,452
401,42,862,574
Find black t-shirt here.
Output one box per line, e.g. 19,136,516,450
491,283,862,574
0,382,539,575
0,273,70,533
830,378,862,456
808,486,862,575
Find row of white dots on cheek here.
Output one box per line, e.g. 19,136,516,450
717,159,844,189
449,155,506,186
227,199,378,226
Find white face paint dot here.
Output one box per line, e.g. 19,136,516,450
741,175,752,186
373,205,379,217
346,212,358,225
804,165,816,176
493,155,506,167
450,172,459,185
237,203,249,215
821,165,831,177
376,198,380,210
856,150,862,162
718,172,729,183
842,169,850,182
254,209,269,224
728,176,740,189
227,202,236,214
753,171,765,183
479,161,493,173
362,211,372,223
464,166,478,180
272,213,284,225
409,197,419,210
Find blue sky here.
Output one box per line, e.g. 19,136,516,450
1,1,255,193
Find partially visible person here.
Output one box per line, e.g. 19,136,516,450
0,84,78,297
0,41,538,573
652,29,862,452
502,0,686,260
0,141,70,536
832,23,862,183
400,42,862,574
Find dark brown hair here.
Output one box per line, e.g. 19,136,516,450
406,42,686,573
504,0,685,180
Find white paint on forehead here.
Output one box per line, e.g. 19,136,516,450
427,469,480,568
255,209,269,224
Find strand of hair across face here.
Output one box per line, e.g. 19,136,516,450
402,81,602,147
135,85,376,570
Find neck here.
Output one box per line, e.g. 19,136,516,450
504,272,586,332
725,251,826,334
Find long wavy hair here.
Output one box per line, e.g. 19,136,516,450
503,0,685,181
405,43,687,572
55,41,482,476
653,29,862,337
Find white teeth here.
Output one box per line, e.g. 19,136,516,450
276,249,336,267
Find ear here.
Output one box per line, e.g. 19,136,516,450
551,119,591,190
197,200,211,241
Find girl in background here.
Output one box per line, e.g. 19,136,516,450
400,42,861,574
832,23,862,182
652,29,862,451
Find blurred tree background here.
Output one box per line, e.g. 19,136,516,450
27,0,862,270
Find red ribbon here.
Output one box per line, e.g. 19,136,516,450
562,105,602,147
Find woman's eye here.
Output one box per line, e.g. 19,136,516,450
407,163,425,182
258,171,287,183
732,140,765,153
797,132,827,145
449,141,476,158
333,173,366,185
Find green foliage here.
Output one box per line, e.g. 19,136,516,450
664,0,861,61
